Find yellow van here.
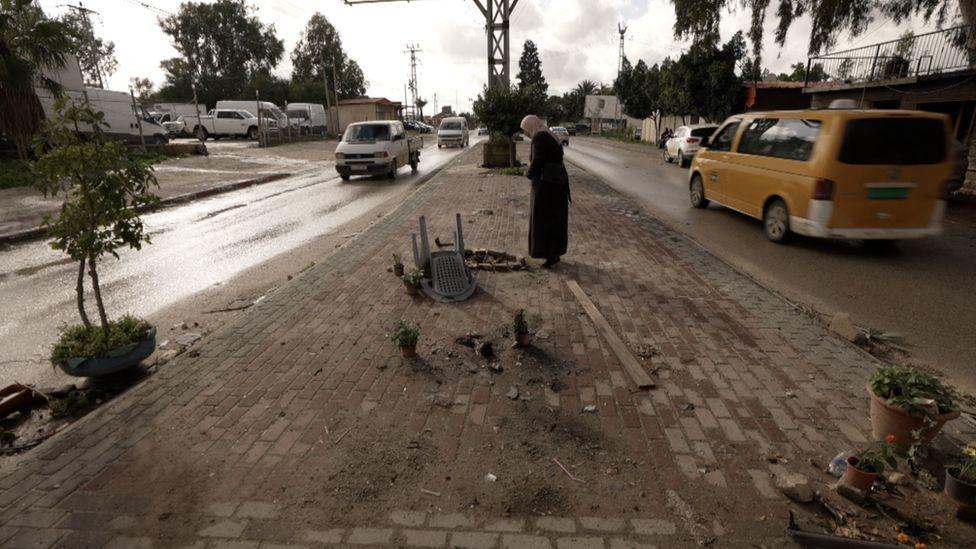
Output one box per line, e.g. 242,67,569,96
688,109,953,243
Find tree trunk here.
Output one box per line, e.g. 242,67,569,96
87,254,110,340
76,257,92,329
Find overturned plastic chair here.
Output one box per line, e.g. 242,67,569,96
412,214,477,302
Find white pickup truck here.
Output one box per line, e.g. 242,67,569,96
334,121,421,181
189,109,267,141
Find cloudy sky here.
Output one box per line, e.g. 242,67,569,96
37,0,945,113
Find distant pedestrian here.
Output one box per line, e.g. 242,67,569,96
521,114,571,268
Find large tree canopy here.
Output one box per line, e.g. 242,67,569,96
290,13,367,100
516,40,549,107
671,0,973,69
157,0,283,107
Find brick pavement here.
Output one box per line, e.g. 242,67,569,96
2,145,975,548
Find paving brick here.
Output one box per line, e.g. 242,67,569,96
535,517,577,533
391,510,428,527
207,502,239,518
347,527,393,545
209,541,260,549
104,536,154,549
3,527,66,549
579,517,625,533
630,519,676,536
450,531,500,549
429,513,472,529
609,539,658,549
302,529,344,544
236,501,278,519
6,508,66,528
403,528,448,547
556,537,605,549
198,519,247,538
484,518,525,532
500,534,552,549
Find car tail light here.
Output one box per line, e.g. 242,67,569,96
686,137,700,143
813,178,834,200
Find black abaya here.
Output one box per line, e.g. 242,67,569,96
526,131,571,261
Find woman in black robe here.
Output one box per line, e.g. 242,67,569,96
521,115,570,268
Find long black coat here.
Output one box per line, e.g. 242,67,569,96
526,131,570,259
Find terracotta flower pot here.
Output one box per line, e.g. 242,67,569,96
400,344,417,359
867,383,959,453
515,332,532,347
843,456,878,491
946,467,976,509
404,281,419,296
394,264,405,277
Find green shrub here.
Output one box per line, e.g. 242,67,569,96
870,363,956,415
51,315,153,362
390,320,420,348
401,268,423,287
513,309,529,335
0,159,34,189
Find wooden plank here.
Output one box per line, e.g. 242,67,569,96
566,280,655,389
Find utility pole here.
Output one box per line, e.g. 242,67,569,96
61,2,104,88
323,57,333,136
616,22,628,77
405,44,422,119
344,0,520,90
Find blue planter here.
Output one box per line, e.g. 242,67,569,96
55,327,157,378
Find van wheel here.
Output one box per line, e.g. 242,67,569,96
410,157,419,172
388,160,398,180
194,127,208,141
663,149,672,163
247,126,259,140
763,198,791,244
690,175,709,209
340,174,351,181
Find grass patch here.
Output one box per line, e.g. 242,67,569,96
499,166,524,176
51,315,153,362
0,159,34,190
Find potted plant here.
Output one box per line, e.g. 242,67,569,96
844,434,898,491
392,254,405,277
390,320,420,358
401,268,423,296
946,444,976,511
868,364,959,453
472,85,544,168
33,99,159,377
513,309,532,347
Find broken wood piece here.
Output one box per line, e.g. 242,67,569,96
333,428,351,444
787,510,902,548
420,488,441,497
566,280,655,389
553,457,585,484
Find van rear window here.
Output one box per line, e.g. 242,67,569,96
839,118,946,165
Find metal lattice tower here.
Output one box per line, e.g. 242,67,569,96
405,44,422,112
344,0,520,90
61,2,104,88
617,22,628,77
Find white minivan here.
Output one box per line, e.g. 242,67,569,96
437,117,469,148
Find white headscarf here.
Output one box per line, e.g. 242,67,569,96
521,114,554,140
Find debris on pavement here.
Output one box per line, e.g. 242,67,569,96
837,482,868,504
552,457,585,484
485,473,497,483
582,404,597,413
830,312,863,343
788,510,902,549
506,386,519,400
776,473,815,503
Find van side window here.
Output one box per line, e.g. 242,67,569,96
710,122,740,152
738,118,821,161
216,111,233,119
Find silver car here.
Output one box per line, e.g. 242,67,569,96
664,124,718,167
551,126,570,146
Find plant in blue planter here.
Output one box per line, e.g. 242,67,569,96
33,98,159,377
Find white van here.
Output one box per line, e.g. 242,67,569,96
215,100,285,130
152,103,207,136
437,117,469,148
36,87,169,144
285,103,326,135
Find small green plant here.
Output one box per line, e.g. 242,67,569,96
853,434,898,475
392,254,403,268
953,444,976,484
390,320,420,348
500,166,524,176
401,268,423,287
51,315,152,362
0,428,16,447
513,309,529,335
48,390,95,418
870,364,956,415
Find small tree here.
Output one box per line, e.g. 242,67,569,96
33,98,158,347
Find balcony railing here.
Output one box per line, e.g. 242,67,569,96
804,25,976,89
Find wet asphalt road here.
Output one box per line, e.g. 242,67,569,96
0,135,480,388
566,137,976,391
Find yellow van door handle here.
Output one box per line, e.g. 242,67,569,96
709,171,718,182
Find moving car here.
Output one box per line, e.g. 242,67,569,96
688,109,953,244
437,117,469,148
334,121,421,181
551,126,570,146
664,124,719,167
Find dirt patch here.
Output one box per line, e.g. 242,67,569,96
328,428,437,505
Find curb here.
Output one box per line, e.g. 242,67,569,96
0,172,293,246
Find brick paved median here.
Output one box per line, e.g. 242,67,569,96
2,145,975,548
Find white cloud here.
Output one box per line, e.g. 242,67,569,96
37,0,945,113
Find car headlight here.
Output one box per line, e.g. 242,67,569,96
335,153,345,159
374,151,389,158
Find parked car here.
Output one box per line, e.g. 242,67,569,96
152,103,207,137
689,109,953,243
478,126,489,136
403,120,419,132
664,124,719,167
37,87,169,145
152,112,186,136
417,122,434,134
437,117,469,148
334,121,421,181
189,109,264,141
216,100,287,131
633,127,642,140
551,126,570,146
574,123,590,135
